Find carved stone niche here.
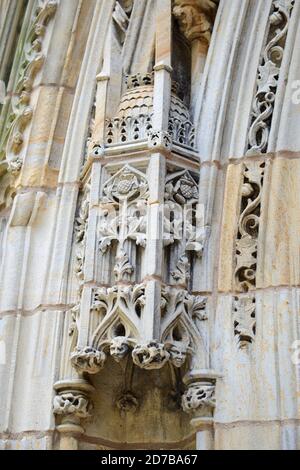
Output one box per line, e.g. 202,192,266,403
105,73,195,149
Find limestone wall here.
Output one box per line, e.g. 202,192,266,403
0,0,299,450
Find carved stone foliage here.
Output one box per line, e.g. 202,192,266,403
90,283,145,350
182,382,215,414
74,185,90,289
235,162,265,292
0,0,57,173
53,392,92,419
71,283,207,373
132,341,170,370
173,0,218,45
71,347,106,375
233,161,265,349
98,165,148,282
67,185,90,346
233,295,256,348
164,170,204,286
105,74,195,148
247,0,295,155
161,287,207,368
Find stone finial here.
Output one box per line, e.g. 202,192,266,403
173,0,218,45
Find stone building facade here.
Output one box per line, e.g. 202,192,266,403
0,0,299,450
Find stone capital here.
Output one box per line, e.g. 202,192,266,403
173,0,218,45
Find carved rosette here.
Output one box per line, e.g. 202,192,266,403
116,392,138,414
182,382,215,415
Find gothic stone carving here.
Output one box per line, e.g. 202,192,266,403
247,0,295,155
70,347,106,374
1,0,57,173
148,130,172,151
105,74,196,148
233,295,256,348
73,283,207,372
182,382,215,414
173,0,218,45
235,162,265,292
233,161,265,348
53,392,92,420
132,341,170,370
164,170,205,286
98,165,148,282
116,392,138,414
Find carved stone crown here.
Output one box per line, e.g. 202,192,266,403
105,73,195,148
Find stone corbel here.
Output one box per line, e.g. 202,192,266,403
182,369,219,450
173,0,218,46
53,379,94,450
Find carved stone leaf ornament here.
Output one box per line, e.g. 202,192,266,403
182,383,215,414
235,162,265,292
70,347,106,374
1,0,57,173
53,392,92,419
98,165,148,282
247,0,295,155
233,296,256,348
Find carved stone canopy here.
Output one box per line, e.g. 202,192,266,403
105,73,195,148
173,0,218,45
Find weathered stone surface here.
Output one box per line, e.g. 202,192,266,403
1,0,300,451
